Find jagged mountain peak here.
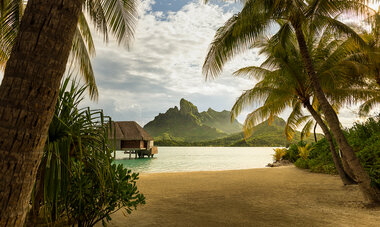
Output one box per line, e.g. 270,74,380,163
144,99,243,142
179,98,198,115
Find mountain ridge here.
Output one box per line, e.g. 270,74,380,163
143,99,322,146
143,98,242,142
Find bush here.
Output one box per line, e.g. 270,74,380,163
307,139,338,174
287,116,380,185
297,144,313,160
67,158,145,226
348,117,380,188
30,78,145,226
294,158,309,169
273,148,287,162
283,141,305,162
355,136,380,188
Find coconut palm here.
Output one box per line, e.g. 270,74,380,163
0,0,98,99
204,0,380,202
230,26,374,185
0,0,138,225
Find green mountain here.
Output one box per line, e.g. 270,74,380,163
143,99,242,142
196,117,317,147
144,99,323,146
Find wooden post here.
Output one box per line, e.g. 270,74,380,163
129,151,131,159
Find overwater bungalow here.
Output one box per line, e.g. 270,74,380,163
110,121,158,158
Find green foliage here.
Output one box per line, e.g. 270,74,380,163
286,139,336,174
31,77,145,226
66,158,145,226
294,158,309,169
297,144,313,160
305,139,338,174
347,117,380,188
286,117,380,186
287,139,339,174
356,137,380,188
273,148,287,162
283,141,304,162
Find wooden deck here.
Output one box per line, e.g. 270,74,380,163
123,146,158,159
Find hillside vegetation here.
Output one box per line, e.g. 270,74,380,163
144,99,242,142
144,99,321,146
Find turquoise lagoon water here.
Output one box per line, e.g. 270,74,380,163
114,147,276,173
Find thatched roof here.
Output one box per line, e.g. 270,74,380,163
110,121,153,141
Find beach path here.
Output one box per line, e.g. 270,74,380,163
103,166,380,227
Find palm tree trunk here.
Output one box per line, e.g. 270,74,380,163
0,0,84,225
313,122,318,143
293,24,380,203
304,101,356,185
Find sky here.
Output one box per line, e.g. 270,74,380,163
1,0,379,129
82,0,264,126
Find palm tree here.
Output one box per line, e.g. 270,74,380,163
0,0,137,225
231,27,373,185
203,0,380,203
0,0,98,99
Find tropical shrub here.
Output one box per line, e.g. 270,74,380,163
286,116,380,185
348,117,380,188
273,148,287,162
297,144,313,160
66,156,145,226
283,141,305,162
294,158,309,169
307,139,337,174
30,78,145,226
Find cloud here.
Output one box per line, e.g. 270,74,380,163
82,0,261,125
0,0,371,130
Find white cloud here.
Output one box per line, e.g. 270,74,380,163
81,0,374,128
1,0,375,130
83,0,260,125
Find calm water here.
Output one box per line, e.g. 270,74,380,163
114,147,276,173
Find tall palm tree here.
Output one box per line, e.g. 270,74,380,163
0,0,137,225
0,0,98,99
203,0,380,203
231,27,374,185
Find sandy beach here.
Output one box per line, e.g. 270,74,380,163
103,166,380,227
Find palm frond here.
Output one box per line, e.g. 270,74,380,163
301,119,314,140
359,95,380,116
233,66,274,80
285,102,310,141
203,1,271,79
71,27,98,100
85,0,138,46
